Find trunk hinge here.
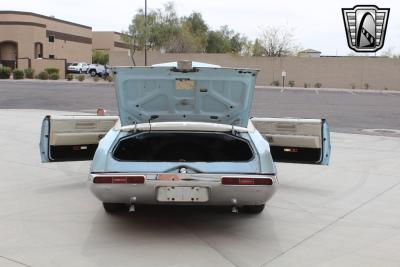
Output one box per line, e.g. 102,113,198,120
231,124,237,135
133,121,137,133
148,115,159,133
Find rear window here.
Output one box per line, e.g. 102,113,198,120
113,132,253,162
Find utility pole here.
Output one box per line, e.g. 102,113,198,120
144,0,147,66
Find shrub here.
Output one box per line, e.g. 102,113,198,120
92,49,109,65
350,83,356,89
304,83,309,88
0,66,12,79
77,74,85,82
364,83,369,89
24,68,35,79
270,80,280,86
37,71,49,80
44,68,59,75
49,73,59,80
314,82,322,88
93,76,100,82
288,80,295,87
106,75,113,82
13,69,24,80
66,74,74,81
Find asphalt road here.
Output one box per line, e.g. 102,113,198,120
1,80,399,135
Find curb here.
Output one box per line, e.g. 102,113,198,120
0,79,113,85
255,85,400,94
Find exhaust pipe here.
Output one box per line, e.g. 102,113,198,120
231,198,238,214
129,196,137,213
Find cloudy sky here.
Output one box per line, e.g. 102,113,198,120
3,0,399,55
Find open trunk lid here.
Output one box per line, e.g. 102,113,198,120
113,65,258,127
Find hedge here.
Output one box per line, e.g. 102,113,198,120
0,67,11,79
12,69,24,80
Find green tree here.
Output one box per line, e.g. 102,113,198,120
123,2,271,57
206,25,247,54
123,2,181,63
92,50,109,65
122,8,157,65
206,30,231,53
252,39,264,56
181,12,208,52
153,2,181,52
163,12,208,53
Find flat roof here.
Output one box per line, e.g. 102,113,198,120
0,11,92,30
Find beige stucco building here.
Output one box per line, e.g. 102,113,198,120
0,11,128,76
92,31,129,52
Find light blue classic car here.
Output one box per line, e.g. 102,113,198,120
40,61,331,214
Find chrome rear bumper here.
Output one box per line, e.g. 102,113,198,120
88,173,277,206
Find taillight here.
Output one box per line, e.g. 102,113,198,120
93,175,145,184
221,177,273,185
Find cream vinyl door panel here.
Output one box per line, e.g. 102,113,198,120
49,116,118,146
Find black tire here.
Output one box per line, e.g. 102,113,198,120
102,202,126,213
241,204,265,214
90,70,97,77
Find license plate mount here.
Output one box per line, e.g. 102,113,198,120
156,186,209,202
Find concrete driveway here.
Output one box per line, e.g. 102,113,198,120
1,109,400,267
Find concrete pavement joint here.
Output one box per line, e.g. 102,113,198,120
0,255,32,267
183,229,240,267
260,179,400,266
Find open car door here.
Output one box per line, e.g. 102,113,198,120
40,115,118,162
251,117,331,165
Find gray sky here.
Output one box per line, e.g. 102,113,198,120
2,0,399,55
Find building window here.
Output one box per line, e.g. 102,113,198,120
49,54,55,59
48,35,55,43
34,42,43,59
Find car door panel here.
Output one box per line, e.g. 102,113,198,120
40,115,118,162
251,117,331,165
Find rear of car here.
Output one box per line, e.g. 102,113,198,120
89,63,275,212
89,127,277,213
39,61,330,214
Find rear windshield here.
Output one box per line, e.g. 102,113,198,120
113,132,253,162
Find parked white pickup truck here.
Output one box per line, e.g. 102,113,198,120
87,64,109,77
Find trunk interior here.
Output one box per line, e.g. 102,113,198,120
113,132,253,162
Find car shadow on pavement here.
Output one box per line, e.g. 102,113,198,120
80,205,281,266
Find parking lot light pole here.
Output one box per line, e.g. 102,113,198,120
281,70,286,88
144,0,147,66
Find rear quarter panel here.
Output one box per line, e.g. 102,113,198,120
90,128,120,172
248,130,277,174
